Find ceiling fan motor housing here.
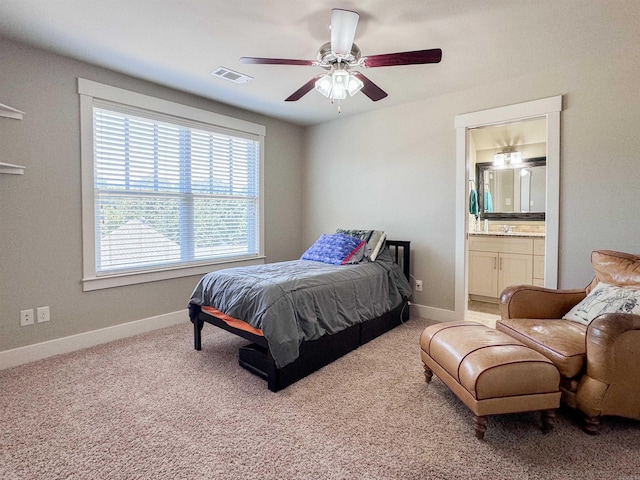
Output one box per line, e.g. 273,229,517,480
316,42,361,69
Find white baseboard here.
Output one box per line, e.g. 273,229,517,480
0,309,189,371
1,304,458,370
410,303,461,323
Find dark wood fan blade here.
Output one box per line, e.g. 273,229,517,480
352,72,388,101
240,57,314,66
285,75,324,101
362,48,442,68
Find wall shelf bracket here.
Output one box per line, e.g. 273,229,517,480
0,101,26,174
0,162,26,175
0,102,25,120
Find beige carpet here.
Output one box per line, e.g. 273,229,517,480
1,317,639,480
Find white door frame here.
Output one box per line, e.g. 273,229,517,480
453,95,562,320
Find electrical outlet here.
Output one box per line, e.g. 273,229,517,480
20,309,35,326
415,280,423,292
37,306,50,323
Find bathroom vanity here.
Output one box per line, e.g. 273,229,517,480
468,233,545,302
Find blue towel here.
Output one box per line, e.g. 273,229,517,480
469,189,479,217
484,191,493,213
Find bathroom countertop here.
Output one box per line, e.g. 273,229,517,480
469,231,546,238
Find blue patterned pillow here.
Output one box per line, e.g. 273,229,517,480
301,233,366,265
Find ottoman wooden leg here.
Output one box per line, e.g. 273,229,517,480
582,415,601,435
474,415,487,440
541,409,556,433
423,363,433,383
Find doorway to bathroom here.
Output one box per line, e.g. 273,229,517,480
454,96,562,326
467,119,547,326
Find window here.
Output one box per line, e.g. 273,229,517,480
79,79,265,291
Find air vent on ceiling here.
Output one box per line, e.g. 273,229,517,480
210,67,253,84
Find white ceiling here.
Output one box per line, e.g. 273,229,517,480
470,118,547,151
0,0,637,126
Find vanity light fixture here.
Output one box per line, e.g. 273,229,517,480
493,147,522,166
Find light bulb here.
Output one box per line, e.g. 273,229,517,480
331,70,349,100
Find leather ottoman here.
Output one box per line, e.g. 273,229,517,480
420,321,561,439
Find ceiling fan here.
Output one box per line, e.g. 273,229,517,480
240,9,442,108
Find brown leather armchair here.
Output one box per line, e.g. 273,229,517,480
497,250,640,433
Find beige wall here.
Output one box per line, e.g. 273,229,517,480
3,27,640,353
0,39,304,352
304,49,640,311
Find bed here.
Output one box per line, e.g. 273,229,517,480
188,233,412,392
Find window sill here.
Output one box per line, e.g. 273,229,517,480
82,256,266,291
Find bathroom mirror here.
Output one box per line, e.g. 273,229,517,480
476,157,546,221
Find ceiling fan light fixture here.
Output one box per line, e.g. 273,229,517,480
314,70,364,101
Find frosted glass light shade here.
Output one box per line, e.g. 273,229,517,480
331,70,349,99
509,151,522,164
315,75,333,97
347,74,364,96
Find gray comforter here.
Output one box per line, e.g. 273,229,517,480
188,247,412,368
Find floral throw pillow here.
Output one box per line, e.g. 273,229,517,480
301,233,366,265
562,282,640,325
336,229,387,261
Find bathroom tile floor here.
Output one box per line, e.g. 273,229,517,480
466,300,500,328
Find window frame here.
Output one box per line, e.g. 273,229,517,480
78,78,265,291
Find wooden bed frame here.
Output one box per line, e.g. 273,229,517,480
189,240,411,392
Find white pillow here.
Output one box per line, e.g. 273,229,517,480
368,230,387,262
562,282,640,325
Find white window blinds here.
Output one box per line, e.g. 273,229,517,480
93,106,260,274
